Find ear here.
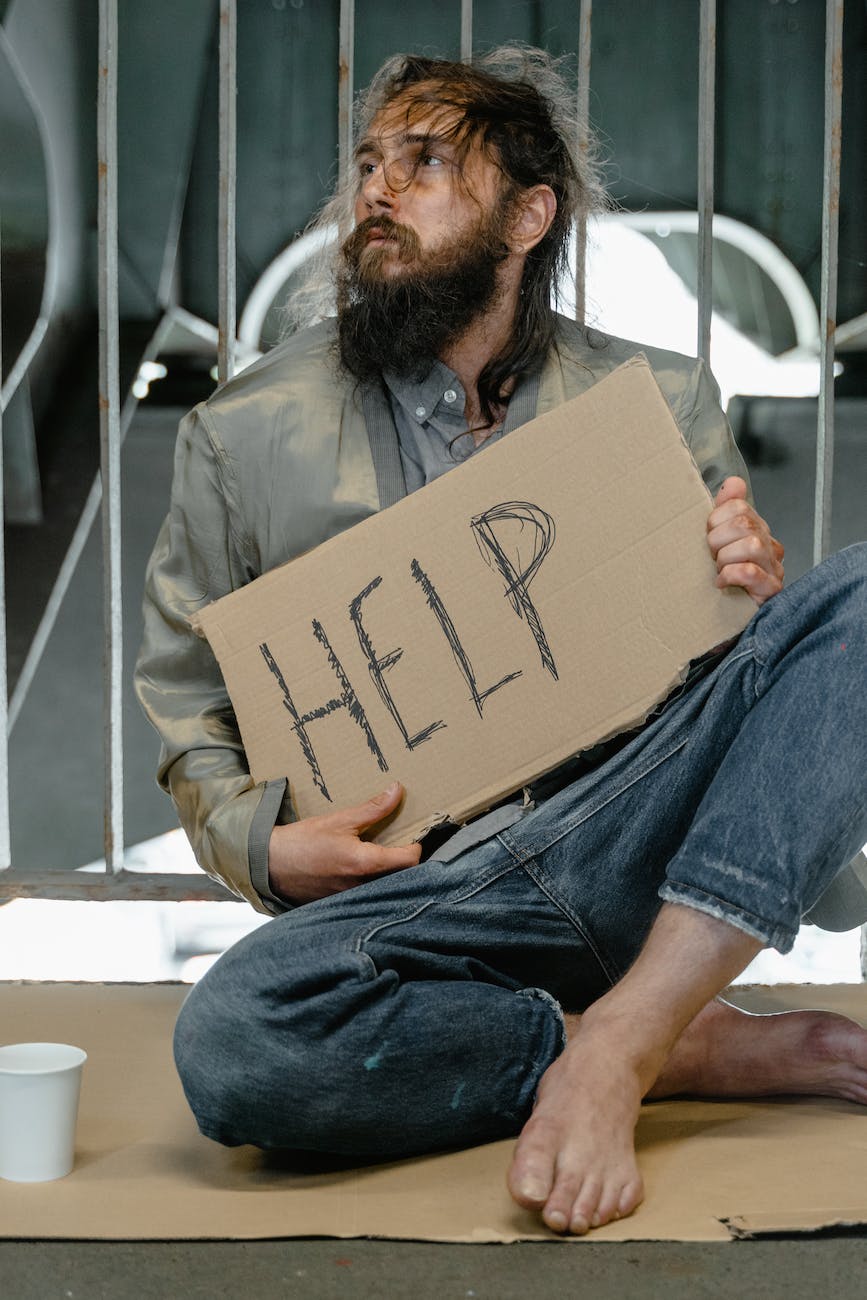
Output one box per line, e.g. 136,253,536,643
509,185,557,253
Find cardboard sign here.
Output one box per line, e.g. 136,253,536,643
194,356,754,842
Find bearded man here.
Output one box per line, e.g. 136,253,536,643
136,48,867,1236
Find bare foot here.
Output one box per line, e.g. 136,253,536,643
508,1000,867,1235
507,1016,652,1235
650,998,867,1104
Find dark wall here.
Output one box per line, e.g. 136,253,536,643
180,0,340,326
115,0,215,317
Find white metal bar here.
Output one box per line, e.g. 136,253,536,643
0,219,11,870
813,0,844,566
338,0,355,188
574,0,592,322
460,0,473,61
7,314,176,735
697,0,716,363
218,0,237,385
97,0,123,874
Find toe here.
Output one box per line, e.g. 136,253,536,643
568,1176,602,1235
507,1124,557,1208
543,1192,578,1234
543,1206,571,1233
617,1174,645,1219
509,1168,553,1210
541,1165,586,1234
594,1172,637,1228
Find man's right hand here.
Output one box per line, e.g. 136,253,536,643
267,781,423,905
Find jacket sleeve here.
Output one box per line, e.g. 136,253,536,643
669,357,753,501
134,406,291,914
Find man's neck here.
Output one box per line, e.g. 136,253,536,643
438,270,522,439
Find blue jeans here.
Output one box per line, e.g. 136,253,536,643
174,545,867,1159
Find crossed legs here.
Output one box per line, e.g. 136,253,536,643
175,546,867,1233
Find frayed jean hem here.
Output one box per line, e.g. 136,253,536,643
518,985,568,1052
513,985,567,1118
658,880,796,954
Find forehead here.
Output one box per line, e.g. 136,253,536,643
360,86,475,155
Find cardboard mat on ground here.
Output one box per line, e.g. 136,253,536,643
2,981,866,1243
194,356,754,842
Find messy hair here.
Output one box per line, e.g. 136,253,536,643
287,46,608,409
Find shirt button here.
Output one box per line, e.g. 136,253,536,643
443,389,457,404
415,405,426,419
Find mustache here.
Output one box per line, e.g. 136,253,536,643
342,215,422,264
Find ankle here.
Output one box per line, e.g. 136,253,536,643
570,1004,672,1093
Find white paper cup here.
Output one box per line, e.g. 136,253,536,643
0,1042,87,1182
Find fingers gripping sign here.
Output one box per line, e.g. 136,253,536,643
267,781,423,906
707,477,785,607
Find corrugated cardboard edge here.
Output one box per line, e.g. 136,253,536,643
722,1209,867,1240
436,663,694,834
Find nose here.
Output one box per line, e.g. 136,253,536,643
359,161,399,214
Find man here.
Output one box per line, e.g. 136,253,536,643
136,48,867,1235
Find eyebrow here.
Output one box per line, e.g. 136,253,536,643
354,131,453,159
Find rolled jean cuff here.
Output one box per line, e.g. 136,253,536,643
658,880,797,954
513,986,567,1116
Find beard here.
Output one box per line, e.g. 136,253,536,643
336,212,511,384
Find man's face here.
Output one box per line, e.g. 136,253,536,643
349,93,506,280
336,89,518,385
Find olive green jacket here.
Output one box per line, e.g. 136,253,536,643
136,316,751,912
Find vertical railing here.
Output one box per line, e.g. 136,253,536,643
0,219,11,871
217,0,237,386
338,0,356,189
697,0,716,364
97,0,123,874
813,0,844,565
574,0,592,323
460,0,473,61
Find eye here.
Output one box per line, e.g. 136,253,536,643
419,152,444,168
357,159,378,178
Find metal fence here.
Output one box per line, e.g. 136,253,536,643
0,0,849,907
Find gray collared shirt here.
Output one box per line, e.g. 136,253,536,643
383,362,539,494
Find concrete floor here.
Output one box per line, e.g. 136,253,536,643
3,1237,867,1298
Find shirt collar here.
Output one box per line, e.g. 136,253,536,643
383,359,542,434
382,361,464,426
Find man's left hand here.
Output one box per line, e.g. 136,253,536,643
707,476,784,606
